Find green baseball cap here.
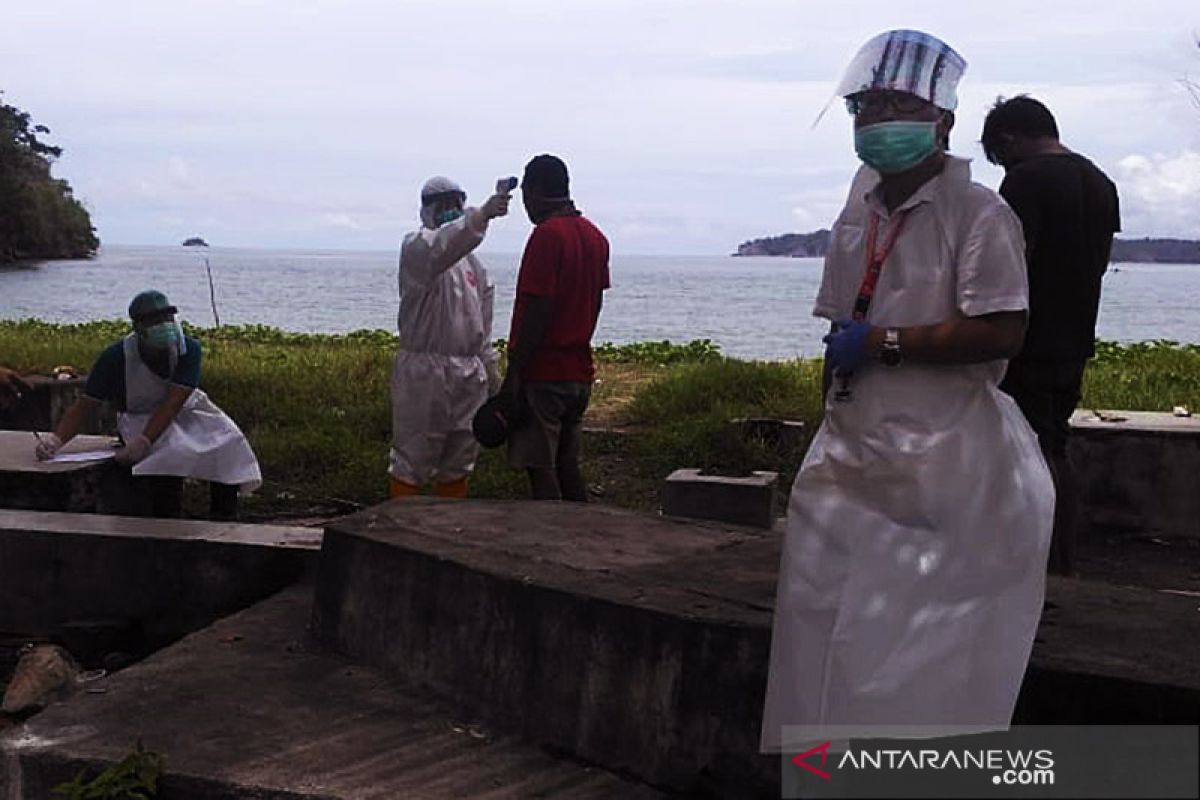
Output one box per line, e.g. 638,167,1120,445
128,289,177,322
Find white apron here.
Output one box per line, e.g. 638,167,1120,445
118,335,262,492
761,159,1054,750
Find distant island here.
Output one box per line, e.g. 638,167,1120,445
182,237,209,247
1108,238,1200,264
734,231,1200,264
734,230,832,257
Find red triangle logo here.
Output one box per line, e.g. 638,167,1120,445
791,741,833,781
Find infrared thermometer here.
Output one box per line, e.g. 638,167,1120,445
496,176,518,194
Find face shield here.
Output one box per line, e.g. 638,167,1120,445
419,176,466,229
836,29,966,112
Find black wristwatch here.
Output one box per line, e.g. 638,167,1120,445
880,327,903,367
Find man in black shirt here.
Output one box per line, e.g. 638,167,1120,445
982,95,1121,576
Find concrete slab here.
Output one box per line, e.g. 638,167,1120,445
0,509,322,549
1069,410,1200,539
0,431,121,512
313,500,779,796
1072,409,1200,435
313,499,1200,797
1016,578,1200,723
1,585,664,800
0,430,118,475
0,511,319,671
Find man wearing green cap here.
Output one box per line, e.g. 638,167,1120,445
35,290,260,519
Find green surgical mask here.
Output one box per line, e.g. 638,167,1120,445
854,121,938,174
141,321,183,352
435,208,464,226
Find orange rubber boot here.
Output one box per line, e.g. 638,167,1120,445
433,476,469,499
389,476,420,499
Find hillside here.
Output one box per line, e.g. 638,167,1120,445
735,231,1200,263
0,92,99,263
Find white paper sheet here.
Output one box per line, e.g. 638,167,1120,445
48,450,117,463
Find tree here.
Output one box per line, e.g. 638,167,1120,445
0,92,99,262
1183,34,1200,112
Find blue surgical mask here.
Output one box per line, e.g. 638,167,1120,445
854,121,939,174
434,208,464,226
141,321,183,352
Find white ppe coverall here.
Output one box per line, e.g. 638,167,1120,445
761,157,1054,750
389,206,500,485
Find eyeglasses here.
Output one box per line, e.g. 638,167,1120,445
845,91,931,117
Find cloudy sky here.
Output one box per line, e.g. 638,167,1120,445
4,0,1198,255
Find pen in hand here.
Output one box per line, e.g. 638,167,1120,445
32,430,60,461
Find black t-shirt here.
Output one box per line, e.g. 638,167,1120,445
999,152,1120,360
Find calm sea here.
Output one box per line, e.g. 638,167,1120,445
1,245,1196,360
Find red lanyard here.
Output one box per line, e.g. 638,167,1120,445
852,209,911,321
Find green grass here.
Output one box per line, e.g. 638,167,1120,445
0,321,735,517
1082,340,1200,412
3,320,1197,520
621,357,824,490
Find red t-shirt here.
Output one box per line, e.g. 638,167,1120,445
509,213,610,382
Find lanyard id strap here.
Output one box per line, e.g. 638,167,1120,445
852,209,910,321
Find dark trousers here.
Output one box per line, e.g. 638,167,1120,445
507,381,592,501
1000,357,1088,576
102,468,240,521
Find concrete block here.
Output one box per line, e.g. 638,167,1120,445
662,468,778,529
3,586,662,800
0,431,120,512
312,501,1200,798
313,500,779,797
0,510,319,666
1069,411,1200,539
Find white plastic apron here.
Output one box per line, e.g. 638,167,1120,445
761,367,1053,749
118,335,262,492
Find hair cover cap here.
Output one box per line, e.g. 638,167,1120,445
837,29,967,111
128,289,177,321
420,176,465,203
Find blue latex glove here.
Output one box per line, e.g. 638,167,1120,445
822,320,872,373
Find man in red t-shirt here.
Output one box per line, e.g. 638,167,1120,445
500,154,610,500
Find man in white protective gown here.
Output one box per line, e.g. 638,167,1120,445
388,176,510,499
760,29,1055,752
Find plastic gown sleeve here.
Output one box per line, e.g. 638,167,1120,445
402,207,489,285
479,280,501,394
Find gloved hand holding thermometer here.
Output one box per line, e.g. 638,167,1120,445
481,177,517,220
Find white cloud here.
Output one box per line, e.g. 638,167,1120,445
5,0,1199,251
167,156,194,188
1116,150,1200,237
319,212,365,232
